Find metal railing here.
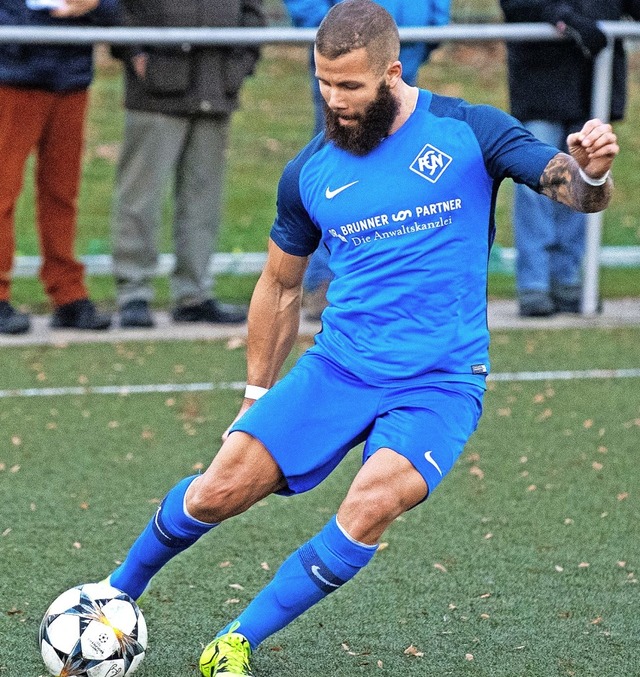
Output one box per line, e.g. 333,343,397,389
2,21,640,314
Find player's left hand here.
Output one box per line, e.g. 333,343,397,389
567,118,619,181
51,0,99,18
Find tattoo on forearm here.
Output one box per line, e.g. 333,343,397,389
538,153,612,213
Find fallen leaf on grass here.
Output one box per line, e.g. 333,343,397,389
578,562,590,568
465,653,474,661
469,466,484,479
224,598,240,604
434,563,448,573
592,461,603,471
226,337,246,350
617,492,629,501
260,562,270,571
403,645,424,657
11,437,21,446
229,584,244,591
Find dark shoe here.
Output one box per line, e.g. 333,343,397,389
551,285,602,314
50,299,111,330
120,299,154,328
0,301,31,334
172,298,247,324
518,291,555,318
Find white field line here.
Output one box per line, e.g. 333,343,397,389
0,370,640,399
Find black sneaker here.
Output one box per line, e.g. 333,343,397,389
120,299,154,328
518,291,556,318
172,298,247,324
50,299,111,330
0,301,30,334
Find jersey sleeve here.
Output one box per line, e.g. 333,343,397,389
464,103,559,190
269,138,324,257
432,95,559,191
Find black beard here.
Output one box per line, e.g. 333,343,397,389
323,82,399,156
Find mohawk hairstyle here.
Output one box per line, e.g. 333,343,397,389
316,0,401,75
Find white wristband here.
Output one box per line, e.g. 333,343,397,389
579,167,610,186
244,385,269,400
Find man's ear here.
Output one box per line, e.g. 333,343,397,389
386,60,403,88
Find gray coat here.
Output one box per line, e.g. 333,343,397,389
116,0,265,117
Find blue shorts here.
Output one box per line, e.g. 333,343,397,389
231,353,484,496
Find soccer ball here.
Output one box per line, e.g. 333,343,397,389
39,582,147,677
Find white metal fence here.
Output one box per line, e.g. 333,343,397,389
2,21,640,314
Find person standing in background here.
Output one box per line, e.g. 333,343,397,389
111,0,264,328
283,0,451,319
0,0,118,335
500,0,640,317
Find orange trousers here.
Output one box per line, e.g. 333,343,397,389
0,85,88,306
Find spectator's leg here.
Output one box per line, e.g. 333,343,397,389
170,115,230,305
36,89,89,306
513,120,570,316
112,110,185,306
0,86,47,302
550,122,587,312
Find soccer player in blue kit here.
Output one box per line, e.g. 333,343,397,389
101,1,619,674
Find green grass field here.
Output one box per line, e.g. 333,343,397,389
1,327,638,676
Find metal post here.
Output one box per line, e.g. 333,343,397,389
582,39,615,315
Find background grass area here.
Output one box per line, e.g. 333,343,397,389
9,2,640,310
1,328,639,676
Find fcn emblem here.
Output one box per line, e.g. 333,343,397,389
410,144,452,183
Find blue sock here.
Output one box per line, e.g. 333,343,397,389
109,475,215,599
219,516,378,648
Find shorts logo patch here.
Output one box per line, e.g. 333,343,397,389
424,450,443,476
410,144,453,183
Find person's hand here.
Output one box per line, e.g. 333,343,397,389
51,0,99,18
567,119,619,181
542,3,607,59
132,53,148,79
221,399,254,442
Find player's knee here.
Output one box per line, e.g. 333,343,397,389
185,475,249,523
338,485,408,542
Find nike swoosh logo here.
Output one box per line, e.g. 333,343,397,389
325,180,359,199
311,565,339,588
424,450,443,476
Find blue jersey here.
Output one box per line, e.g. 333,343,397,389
271,89,558,386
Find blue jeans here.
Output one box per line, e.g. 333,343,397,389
513,120,586,295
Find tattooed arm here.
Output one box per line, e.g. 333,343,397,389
538,119,618,213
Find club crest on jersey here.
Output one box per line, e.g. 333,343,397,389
410,144,452,183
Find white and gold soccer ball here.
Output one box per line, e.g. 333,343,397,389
39,582,147,677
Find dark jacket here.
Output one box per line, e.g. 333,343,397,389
116,0,265,117
0,0,120,92
500,0,640,123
